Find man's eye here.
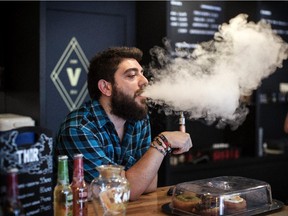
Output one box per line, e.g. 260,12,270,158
127,73,136,78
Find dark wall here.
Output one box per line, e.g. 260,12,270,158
41,1,136,136
0,1,137,136
1,2,40,92
0,2,40,121
136,1,167,66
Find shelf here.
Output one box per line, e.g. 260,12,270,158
168,155,288,173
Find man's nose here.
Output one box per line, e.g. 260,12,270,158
139,73,148,86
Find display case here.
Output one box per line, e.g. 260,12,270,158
169,176,283,215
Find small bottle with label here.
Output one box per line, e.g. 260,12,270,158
54,155,73,216
3,168,25,216
70,154,88,216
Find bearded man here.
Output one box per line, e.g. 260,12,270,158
56,47,192,200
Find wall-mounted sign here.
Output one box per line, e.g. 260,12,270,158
168,1,225,50
50,37,89,111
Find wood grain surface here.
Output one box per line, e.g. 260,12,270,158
87,186,288,216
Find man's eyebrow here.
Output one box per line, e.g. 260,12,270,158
124,68,143,74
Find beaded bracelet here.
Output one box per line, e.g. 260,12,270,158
150,142,166,156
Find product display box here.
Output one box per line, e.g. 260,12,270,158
0,114,53,216
0,113,35,131
0,113,35,145
169,176,283,215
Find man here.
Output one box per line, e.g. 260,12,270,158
56,47,192,200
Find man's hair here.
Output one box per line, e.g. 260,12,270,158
87,47,143,99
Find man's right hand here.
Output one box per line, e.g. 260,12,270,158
159,131,192,154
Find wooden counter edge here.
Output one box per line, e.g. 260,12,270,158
88,186,288,216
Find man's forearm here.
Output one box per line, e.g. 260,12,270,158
125,147,164,201
143,175,158,194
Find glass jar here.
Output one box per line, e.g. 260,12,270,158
90,165,130,216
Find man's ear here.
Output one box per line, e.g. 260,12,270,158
98,79,112,96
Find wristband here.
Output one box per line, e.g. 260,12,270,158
150,142,166,156
158,134,172,154
154,137,163,146
158,134,169,146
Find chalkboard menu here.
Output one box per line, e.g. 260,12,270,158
256,1,288,141
167,0,225,51
0,127,53,216
257,1,288,94
258,1,288,41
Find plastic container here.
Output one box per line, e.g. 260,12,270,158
0,118,53,215
0,113,35,131
0,113,35,145
169,176,283,215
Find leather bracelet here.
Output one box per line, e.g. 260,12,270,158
158,134,172,154
158,134,169,146
150,142,166,156
154,137,163,146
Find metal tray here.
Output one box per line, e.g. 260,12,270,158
162,199,284,216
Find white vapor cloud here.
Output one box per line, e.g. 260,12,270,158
144,14,288,129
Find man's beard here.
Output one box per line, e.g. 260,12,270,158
111,86,148,121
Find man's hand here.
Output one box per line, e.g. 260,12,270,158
160,131,192,154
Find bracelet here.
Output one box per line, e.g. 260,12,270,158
150,142,166,156
154,136,172,154
158,134,172,154
158,134,169,147
154,137,163,146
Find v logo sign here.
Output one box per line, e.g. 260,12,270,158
67,67,81,87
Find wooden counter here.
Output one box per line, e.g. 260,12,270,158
88,186,288,215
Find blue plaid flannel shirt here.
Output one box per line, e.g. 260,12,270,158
56,99,151,183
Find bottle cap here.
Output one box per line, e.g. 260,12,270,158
58,155,68,160
7,168,18,173
74,153,83,158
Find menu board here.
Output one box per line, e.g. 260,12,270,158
167,0,225,51
258,2,288,41
257,1,288,93
0,127,53,216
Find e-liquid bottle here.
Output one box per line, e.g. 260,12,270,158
70,154,88,216
54,155,73,216
3,168,25,216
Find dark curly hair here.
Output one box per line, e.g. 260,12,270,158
87,47,143,99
